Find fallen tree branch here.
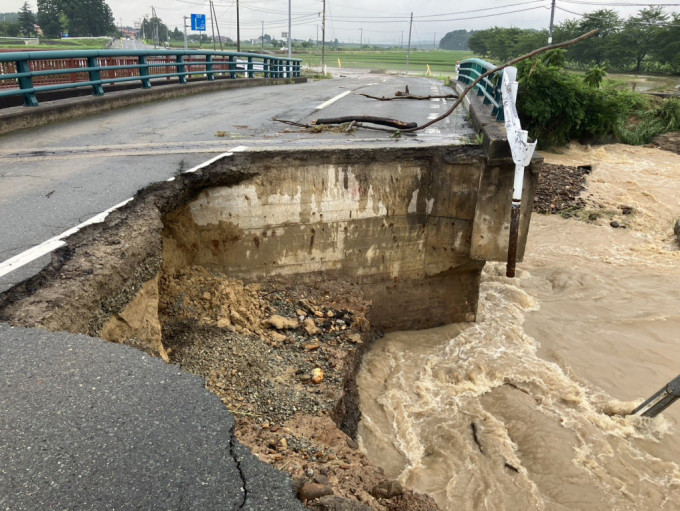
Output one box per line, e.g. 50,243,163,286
353,122,401,133
272,117,311,128
400,29,598,133
356,92,458,101
274,31,598,136
312,115,418,130
313,116,417,130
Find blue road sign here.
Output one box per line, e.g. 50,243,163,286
191,14,206,31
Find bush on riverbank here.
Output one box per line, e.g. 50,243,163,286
517,51,680,148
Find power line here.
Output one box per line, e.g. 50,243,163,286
328,6,549,24
559,0,680,6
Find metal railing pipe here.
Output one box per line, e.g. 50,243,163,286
0,49,302,107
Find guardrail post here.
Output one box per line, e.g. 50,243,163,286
176,55,187,84
16,59,38,106
138,56,152,88
206,55,215,80
247,56,253,78
86,56,105,96
228,55,236,79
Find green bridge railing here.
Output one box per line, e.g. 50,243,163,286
457,58,504,121
0,49,302,107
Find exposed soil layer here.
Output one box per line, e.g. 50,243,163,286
652,131,680,155
159,266,439,510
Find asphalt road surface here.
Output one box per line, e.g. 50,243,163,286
0,324,305,511
0,70,473,293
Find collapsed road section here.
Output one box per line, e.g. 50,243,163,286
0,142,540,509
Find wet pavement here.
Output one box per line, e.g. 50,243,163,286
0,324,305,511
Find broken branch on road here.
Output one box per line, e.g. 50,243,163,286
313,116,417,130
356,92,458,101
272,30,598,137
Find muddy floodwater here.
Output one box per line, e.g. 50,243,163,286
357,143,680,510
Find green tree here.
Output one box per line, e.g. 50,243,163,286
37,0,61,37
468,27,548,62
38,0,115,37
18,2,36,36
439,29,472,51
583,65,607,88
0,20,21,37
567,10,622,67
140,16,168,44
467,29,494,56
651,13,680,72
170,27,182,41
58,11,69,35
619,7,668,72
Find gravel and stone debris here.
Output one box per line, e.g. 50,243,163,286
157,265,439,510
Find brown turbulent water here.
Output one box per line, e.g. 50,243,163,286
357,143,680,510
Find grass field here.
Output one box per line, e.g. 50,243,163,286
572,71,680,93
297,49,473,75
0,38,112,50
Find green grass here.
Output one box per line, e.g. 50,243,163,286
1,38,112,50
298,49,474,74
566,69,680,94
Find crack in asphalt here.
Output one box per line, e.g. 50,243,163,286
229,424,248,510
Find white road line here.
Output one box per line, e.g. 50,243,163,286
0,198,133,279
0,146,248,279
315,90,351,110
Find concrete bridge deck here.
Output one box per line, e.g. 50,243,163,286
0,71,472,294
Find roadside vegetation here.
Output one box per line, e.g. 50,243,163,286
516,50,680,148
467,7,680,75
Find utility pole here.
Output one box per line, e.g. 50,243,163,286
548,0,556,44
261,21,264,52
209,0,216,50
401,30,403,48
406,12,413,75
288,0,292,58
359,28,362,46
183,16,188,50
211,0,223,51
321,0,326,74
236,0,241,51
433,32,436,50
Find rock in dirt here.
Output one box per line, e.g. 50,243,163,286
304,318,322,335
652,131,680,155
311,495,372,511
299,482,334,501
311,367,324,384
674,219,680,241
370,480,405,499
264,314,299,330
533,163,589,215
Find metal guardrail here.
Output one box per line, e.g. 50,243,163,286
0,49,302,107
457,58,504,121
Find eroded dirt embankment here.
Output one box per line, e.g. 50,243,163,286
0,155,440,511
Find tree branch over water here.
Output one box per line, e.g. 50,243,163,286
402,29,599,133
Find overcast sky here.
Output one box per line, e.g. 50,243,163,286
1,1,677,44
